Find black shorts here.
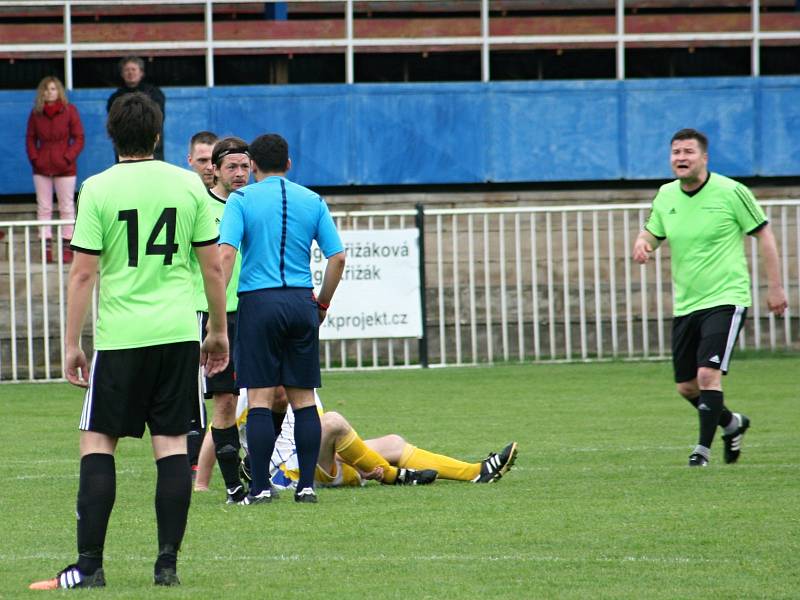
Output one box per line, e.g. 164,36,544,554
671,305,747,383
235,287,321,389
198,311,238,398
80,341,200,438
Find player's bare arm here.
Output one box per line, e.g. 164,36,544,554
194,243,229,377
753,224,788,316
218,242,237,288
64,251,99,387
632,230,661,264
316,250,346,323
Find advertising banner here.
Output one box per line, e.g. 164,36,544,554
312,229,423,340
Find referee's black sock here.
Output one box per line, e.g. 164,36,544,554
76,453,116,576
686,395,734,429
293,405,321,492
697,390,724,450
246,407,275,495
211,425,243,490
154,454,191,571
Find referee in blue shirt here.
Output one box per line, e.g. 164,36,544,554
219,134,345,504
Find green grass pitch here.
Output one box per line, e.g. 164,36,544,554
1,356,798,599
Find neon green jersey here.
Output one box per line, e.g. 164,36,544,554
71,160,219,349
645,172,766,317
191,189,241,312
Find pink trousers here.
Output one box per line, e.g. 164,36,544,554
33,174,76,240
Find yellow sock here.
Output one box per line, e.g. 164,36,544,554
399,444,480,481
335,429,398,484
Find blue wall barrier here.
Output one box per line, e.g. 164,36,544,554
2,77,798,195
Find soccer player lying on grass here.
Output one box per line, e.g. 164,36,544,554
234,388,518,491
306,411,518,488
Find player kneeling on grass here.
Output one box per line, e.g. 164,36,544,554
236,388,518,491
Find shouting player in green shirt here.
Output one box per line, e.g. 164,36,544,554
633,128,787,468
30,93,228,591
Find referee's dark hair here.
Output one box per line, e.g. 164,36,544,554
671,128,708,153
107,92,162,158
212,136,249,167
249,134,289,173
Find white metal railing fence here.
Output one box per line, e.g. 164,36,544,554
0,222,84,381
1,0,798,87
422,201,799,367
2,200,798,381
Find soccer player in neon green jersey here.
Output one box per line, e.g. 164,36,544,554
633,128,787,468
190,136,252,503
30,93,229,591
185,130,218,480
187,130,217,190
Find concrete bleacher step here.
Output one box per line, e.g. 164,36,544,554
0,203,37,221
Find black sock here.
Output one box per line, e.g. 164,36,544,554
187,404,207,468
698,390,724,449
686,395,734,428
718,408,734,429
76,454,116,576
272,410,287,437
154,454,191,571
186,430,202,469
211,425,242,490
246,407,275,495
293,405,321,492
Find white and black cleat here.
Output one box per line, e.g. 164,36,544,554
472,442,519,483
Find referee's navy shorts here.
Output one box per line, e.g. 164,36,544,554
234,287,321,389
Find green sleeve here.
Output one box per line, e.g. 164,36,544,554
644,196,665,239
191,187,218,244
731,184,767,234
70,184,104,252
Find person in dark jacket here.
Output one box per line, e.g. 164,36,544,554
25,76,85,263
107,56,166,161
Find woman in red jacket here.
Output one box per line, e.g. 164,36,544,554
26,76,84,263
